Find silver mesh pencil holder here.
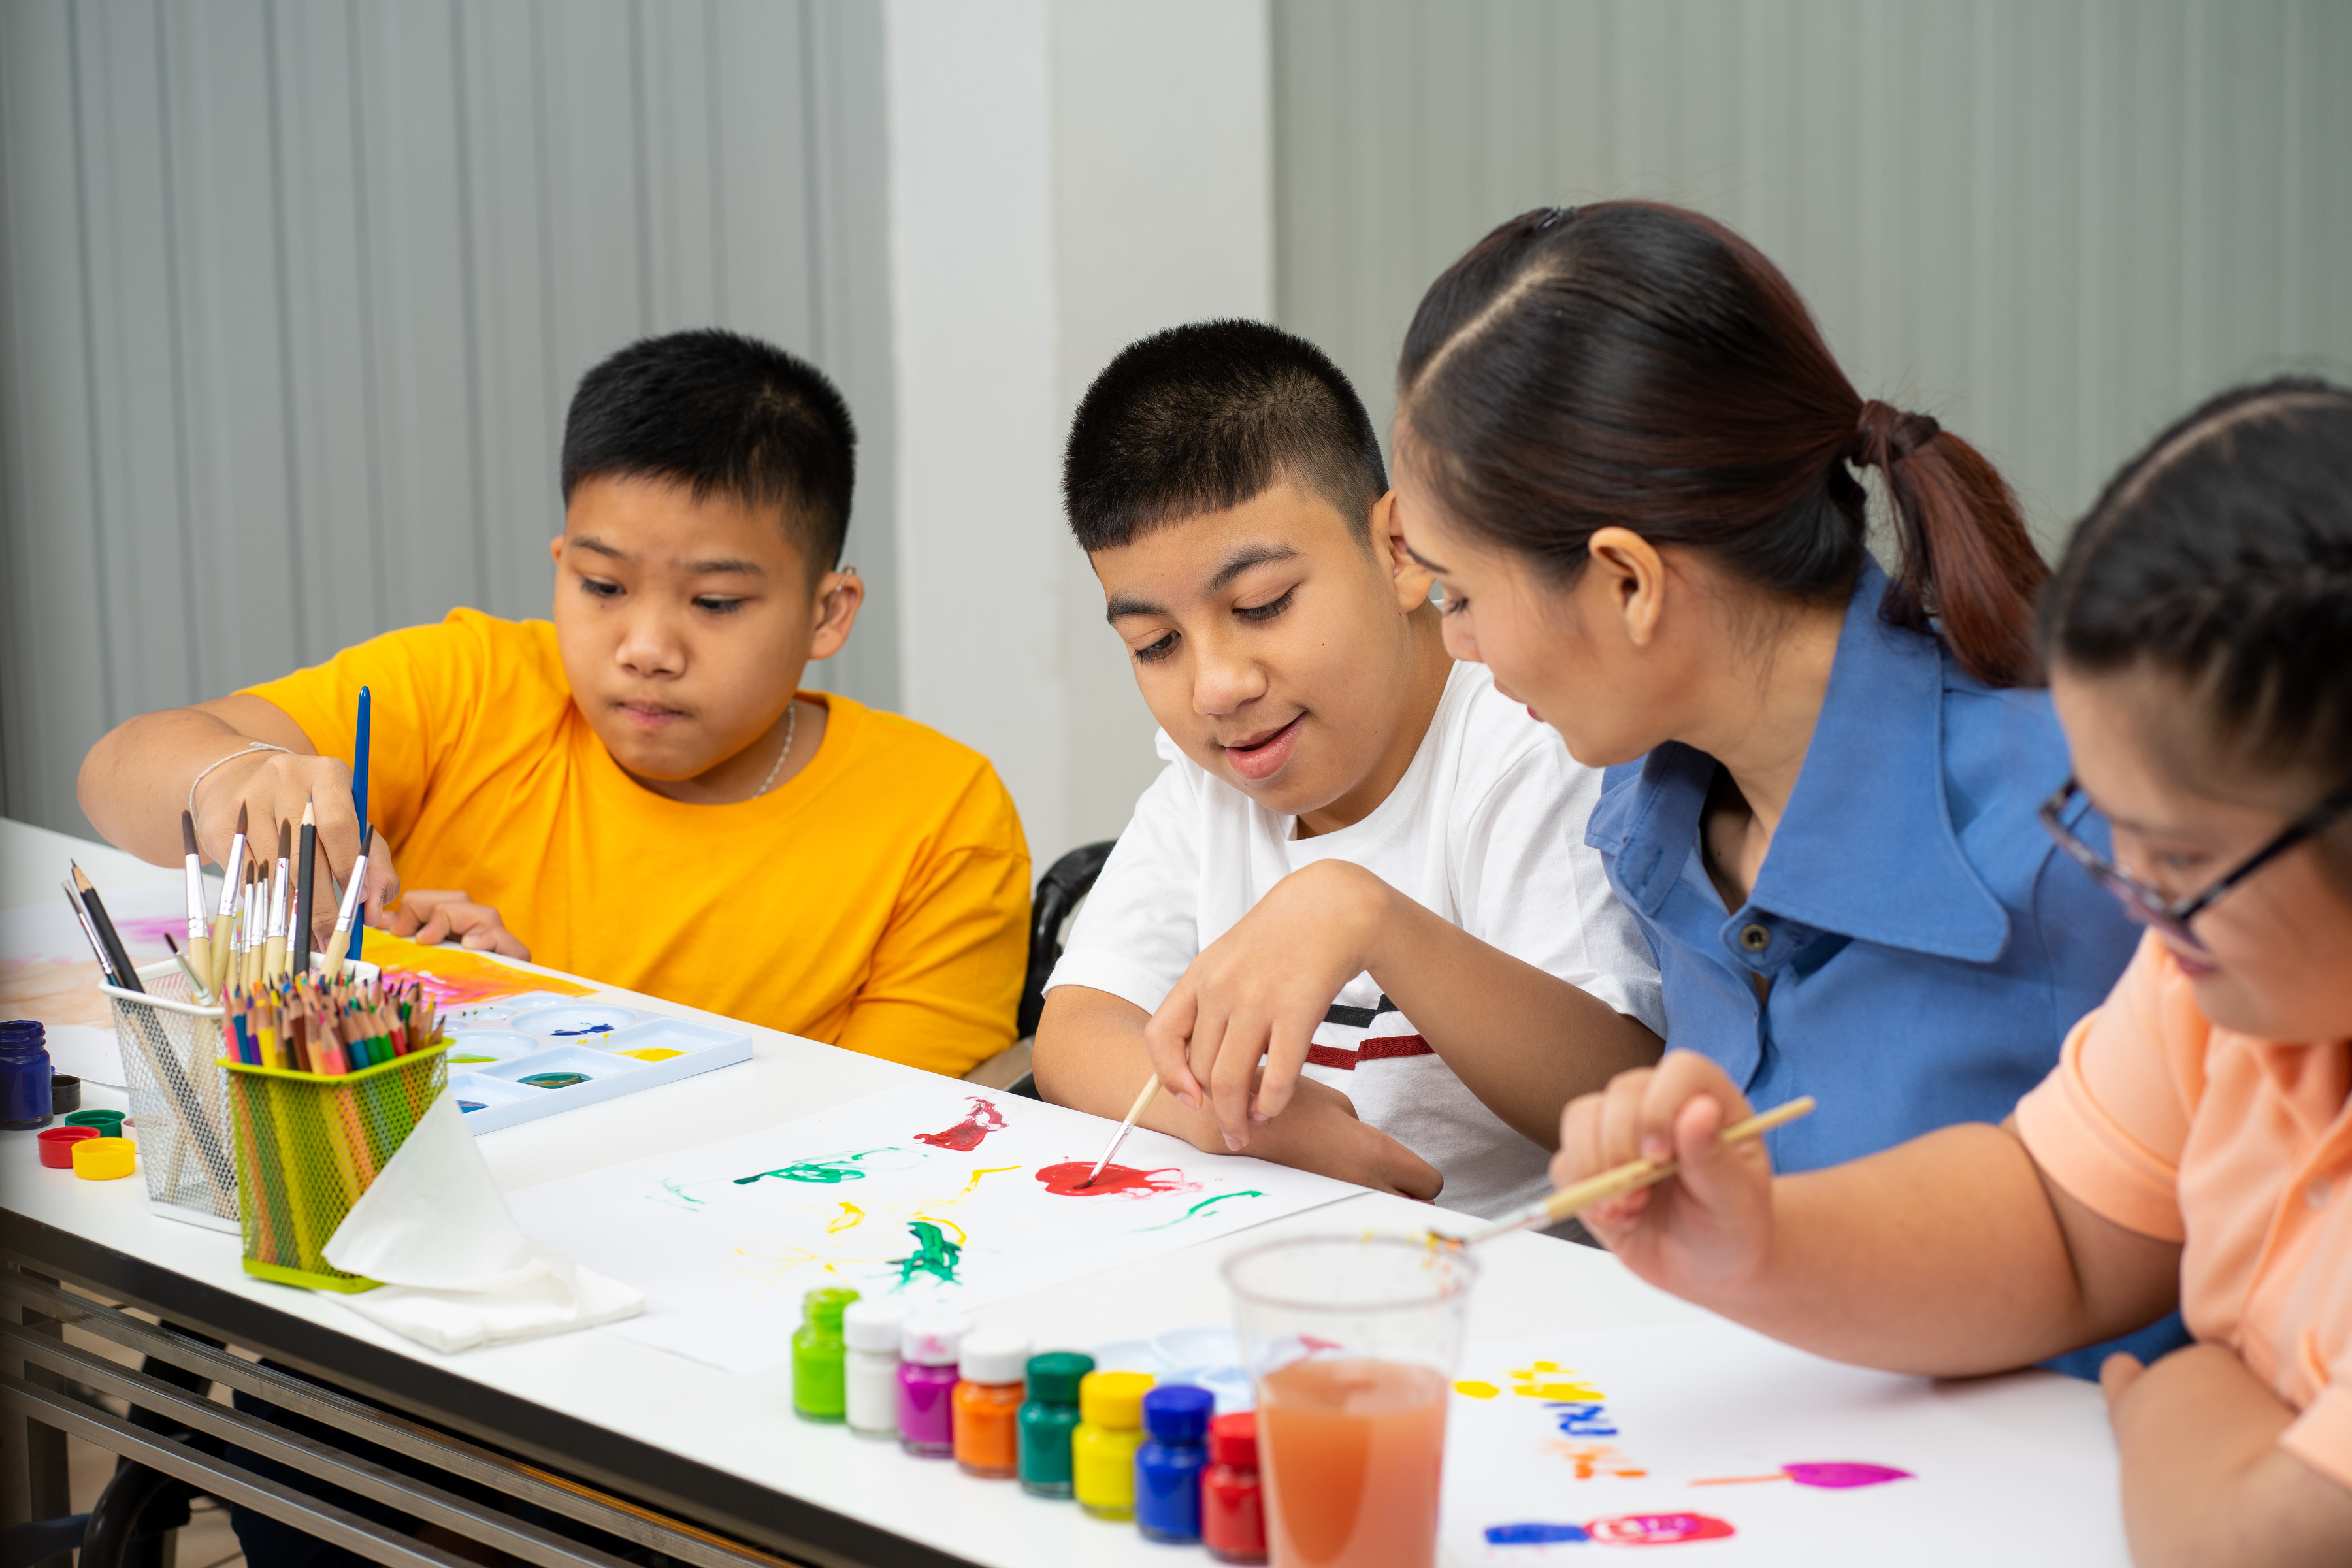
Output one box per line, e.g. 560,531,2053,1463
99,960,240,1230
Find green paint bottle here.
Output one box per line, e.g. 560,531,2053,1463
1017,1351,1096,1497
792,1288,860,1423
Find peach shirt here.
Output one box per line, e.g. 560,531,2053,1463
2016,930,2352,1490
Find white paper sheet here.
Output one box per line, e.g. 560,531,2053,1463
1439,1322,2125,1565
504,1080,1360,1374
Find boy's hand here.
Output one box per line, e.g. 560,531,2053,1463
1143,859,1394,1151
1553,1049,1776,1296
190,743,399,930
384,890,531,960
1185,1075,1443,1201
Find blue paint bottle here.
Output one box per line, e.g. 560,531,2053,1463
1133,1384,1215,1544
0,1021,55,1131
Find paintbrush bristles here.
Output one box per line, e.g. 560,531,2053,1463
236,801,248,835
182,810,199,857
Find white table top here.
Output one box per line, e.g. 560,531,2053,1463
1,817,2117,1567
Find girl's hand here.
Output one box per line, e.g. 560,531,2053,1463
1554,1049,1776,1296
1142,860,1395,1151
384,890,531,960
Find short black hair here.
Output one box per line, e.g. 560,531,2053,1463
1063,320,1388,551
561,329,856,570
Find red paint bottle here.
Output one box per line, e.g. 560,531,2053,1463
1201,1410,1266,1564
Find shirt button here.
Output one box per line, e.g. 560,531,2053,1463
2308,1179,2333,1209
1739,923,1771,953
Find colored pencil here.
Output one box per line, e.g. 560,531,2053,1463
1463,1096,1820,1245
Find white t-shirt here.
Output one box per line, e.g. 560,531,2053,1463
1046,661,1665,1218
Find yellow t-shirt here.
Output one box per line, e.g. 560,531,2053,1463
244,610,1030,1077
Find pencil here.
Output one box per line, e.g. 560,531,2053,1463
1463,1096,1820,1245
293,798,318,975
1080,1073,1161,1188
181,811,212,996
73,863,144,996
351,687,370,962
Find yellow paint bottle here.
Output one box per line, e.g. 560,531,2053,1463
1072,1371,1154,1520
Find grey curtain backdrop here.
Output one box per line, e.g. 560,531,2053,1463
1274,0,2352,553
0,0,896,838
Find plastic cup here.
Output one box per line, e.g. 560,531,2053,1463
1224,1236,1477,1568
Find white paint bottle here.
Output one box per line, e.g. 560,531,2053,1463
843,1299,906,1439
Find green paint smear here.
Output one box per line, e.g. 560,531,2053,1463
662,1179,704,1207
734,1149,894,1187
890,1220,963,1288
1137,1191,1266,1232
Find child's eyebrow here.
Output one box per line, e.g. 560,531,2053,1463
1105,594,1165,624
1205,544,1302,591
679,557,765,576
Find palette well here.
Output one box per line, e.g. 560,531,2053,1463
449,1013,751,1134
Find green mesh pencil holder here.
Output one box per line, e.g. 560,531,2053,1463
221,1041,448,1292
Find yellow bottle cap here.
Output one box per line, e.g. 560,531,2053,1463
1079,1370,1154,1429
73,1136,136,1181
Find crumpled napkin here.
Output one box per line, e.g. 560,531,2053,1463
321,1092,644,1352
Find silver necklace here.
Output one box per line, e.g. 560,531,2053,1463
751,701,799,799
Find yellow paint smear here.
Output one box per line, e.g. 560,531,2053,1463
1453,1380,1501,1399
828,1202,866,1233
617,1047,684,1061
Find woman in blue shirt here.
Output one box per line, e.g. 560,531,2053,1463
1144,199,2140,1222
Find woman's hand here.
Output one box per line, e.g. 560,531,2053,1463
1553,1049,1777,1297
384,890,531,960
1142,859,1396,1151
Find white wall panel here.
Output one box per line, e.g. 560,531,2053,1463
1273,0,2352,551
0,0,896,838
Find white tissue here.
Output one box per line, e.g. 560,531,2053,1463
321,1093,643,1353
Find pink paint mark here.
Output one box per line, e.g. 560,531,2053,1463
1586,1513,1735,1546
913,1096,1009,1151
114,915,187,958
1692,1461,1912,1490
1782,1462,1912,1490
1034,1160,1201,1198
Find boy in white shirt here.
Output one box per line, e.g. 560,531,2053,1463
1035,321,1663,1217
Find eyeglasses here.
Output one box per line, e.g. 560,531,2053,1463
2038,774,2352,949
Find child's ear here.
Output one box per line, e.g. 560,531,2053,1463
1377,491,1435,613
548,535,565,566
805,566,866,661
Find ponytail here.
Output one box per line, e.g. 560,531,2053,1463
1398,203,2049,688
1850,402,2050,687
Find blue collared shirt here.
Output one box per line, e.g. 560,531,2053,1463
1586,562,2142,1173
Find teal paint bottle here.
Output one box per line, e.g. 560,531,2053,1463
792,1288,860,1422
1017,1351,1096,1497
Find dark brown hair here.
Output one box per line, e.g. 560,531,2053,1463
2044,378,2352,785
1397,203,2048,687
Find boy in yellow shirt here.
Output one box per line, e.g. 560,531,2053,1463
80,330,1029,1077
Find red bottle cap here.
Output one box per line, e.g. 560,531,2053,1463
38,1126,99,1168
1209,1409,1256,1467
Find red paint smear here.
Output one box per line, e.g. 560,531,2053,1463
914,1096,1009,1151
1586,1513,1736,1547
1034,1160,1201,1198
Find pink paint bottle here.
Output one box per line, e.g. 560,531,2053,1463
898,1313,971,1458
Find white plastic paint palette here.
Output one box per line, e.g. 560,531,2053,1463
447,1007,753,1134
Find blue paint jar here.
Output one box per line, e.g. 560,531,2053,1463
1134,1384,1214,1544
1,1019,55,1131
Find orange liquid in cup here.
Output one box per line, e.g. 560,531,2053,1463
1257,1358,1448,1568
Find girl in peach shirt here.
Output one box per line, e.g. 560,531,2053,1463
1547,379,2352,1568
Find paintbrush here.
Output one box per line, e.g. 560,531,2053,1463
1080,1073,1162,1189
72,863,144,995
161,932,208,996
1462,1096,1818,1245
63,879,115,981
262,819,292,981
210,802,250,993
293,796,317,975
179,811,213,996
351,687,370,962
331,823,373,970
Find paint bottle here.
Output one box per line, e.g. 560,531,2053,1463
1134,1384,1215,1543
951,1328,1030,1478
897,1313,971,1458
0,1021,55,1132
791,1288,859,1423
1017,1351,1096,1498
843,1299,906,1439
1071,1370,1154,1520
1201,1410,1267,1564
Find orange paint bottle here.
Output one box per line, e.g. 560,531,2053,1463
952,1328,1030,1478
